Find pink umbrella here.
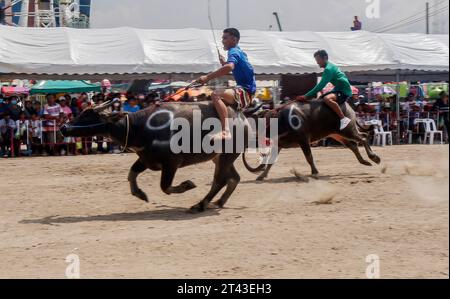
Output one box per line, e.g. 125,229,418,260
1,86,30,96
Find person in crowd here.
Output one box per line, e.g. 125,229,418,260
375,94,386,113
0,97,9,118
351,16,362,31
43,94,62,155
79,102,93,155
14,112,30,156
23,99,36,118
29,113,43,156
433,91,449,141
0,112,16,157
59,96,73,118
8,97,22,121
70,96,80,117
33,101,44,117
137,94,148,109
123,97,141,113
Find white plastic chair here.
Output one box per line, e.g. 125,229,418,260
415,119,443,145
365,120,393,147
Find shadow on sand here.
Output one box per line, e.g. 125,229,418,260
19,205,222,226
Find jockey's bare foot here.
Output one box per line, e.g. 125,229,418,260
211,131,232,141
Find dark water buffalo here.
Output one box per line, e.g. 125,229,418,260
61,100,248,213
247,99,381,181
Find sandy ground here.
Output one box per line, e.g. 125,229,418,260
0,145,448,279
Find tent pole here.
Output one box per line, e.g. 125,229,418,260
396,71,401,145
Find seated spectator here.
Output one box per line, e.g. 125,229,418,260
123,97,141,113
351,16,362,31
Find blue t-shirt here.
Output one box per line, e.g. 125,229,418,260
227,46,257,95
123,103,141,113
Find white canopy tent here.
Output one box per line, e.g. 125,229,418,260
0,26,448,81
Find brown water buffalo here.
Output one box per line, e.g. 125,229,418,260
244,99,381,181
61,100,249,213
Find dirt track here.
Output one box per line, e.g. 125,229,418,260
0,145,448,279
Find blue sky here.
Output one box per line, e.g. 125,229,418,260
90,0,449,33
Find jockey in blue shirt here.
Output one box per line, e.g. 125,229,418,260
197,28,256,140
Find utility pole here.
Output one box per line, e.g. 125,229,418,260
273,12,283,32
426,2,430,34
226,0,230,27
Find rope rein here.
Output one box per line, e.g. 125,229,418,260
120,113,130,153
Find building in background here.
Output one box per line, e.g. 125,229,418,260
3,0,90,28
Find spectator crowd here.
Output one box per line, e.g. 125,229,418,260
0,91,160,158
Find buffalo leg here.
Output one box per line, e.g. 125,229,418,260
330,135,372,166
213,164,241,208
340,129,381,165
299,140,319,176
160,164,197,195
190,154,240,213
128,160,149,202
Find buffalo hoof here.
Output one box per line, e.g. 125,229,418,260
181,180,197,192
132,189,149,203
371,155,381,165
361,160,372,166
188,203,206,214
208,202,222,210
310,173,320,180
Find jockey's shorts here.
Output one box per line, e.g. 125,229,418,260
322,91,351,105
234,87,254,110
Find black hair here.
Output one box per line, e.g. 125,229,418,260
314,50,329,59
223,28,240,41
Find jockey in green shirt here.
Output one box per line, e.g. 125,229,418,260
299,50,352,130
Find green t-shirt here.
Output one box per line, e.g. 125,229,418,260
306,62,353,98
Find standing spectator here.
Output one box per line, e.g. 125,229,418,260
76,93,89,110
0,112,16,157
80,102,93,155
29,113,43,156
0,97,9,118
433,92,449,141
14,112,30,156
43,94,62,155
8,97,22,121
351,16,362,31
123,97,141,113
33,101,44,117
59,97,73,118
23,99,37,118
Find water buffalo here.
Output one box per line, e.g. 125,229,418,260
61,100,249,213
244,99,381,181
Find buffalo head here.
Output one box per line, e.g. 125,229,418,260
60,99,123,137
